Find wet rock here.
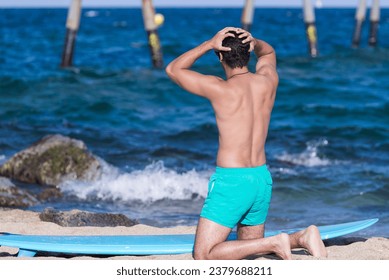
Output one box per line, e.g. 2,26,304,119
39,208,138,227
38,187,63,201
0,134,102,187
0,176,38,207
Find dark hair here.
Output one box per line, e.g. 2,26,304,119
215,31,250,69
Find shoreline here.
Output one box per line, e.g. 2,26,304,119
0,209,387,260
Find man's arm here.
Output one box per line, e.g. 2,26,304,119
252,39,277,76
165,28,234,99
237,31,278,85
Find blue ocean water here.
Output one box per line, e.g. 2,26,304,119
0,8,388,237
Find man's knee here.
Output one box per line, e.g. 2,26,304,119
193,247,210,260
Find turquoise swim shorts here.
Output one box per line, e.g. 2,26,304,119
200,165,273,228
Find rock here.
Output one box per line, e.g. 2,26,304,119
38,187,63,201
0,176,38,207
0,134,102,187
39,208,138,227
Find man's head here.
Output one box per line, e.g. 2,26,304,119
215,31,250,69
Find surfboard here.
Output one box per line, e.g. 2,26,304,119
0,218,378,257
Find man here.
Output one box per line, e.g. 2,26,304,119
166,27,327,260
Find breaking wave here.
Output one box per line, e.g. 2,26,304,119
58,161,210,202
276,139,333,167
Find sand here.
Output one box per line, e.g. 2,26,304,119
0,209,387,260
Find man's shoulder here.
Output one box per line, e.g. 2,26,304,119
188,74,231,101
253,68,279,89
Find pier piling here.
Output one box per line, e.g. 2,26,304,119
352,0,367,48
61,0,82,67
241,0,255,31
303,0,318,57
141,0,163,68
368,0,380,47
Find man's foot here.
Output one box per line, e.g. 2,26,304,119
271,233,292,260
298,225,327,257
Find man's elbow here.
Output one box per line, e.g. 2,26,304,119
165,62,176,80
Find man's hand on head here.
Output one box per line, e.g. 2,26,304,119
236,29,256,52
208,27,238,52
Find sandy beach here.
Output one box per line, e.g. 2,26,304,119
0,209,387,260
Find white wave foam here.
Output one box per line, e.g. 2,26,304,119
85,10,98,17
59,161,210,202
273,167,299,175
276,139,331,167
0,155,6,164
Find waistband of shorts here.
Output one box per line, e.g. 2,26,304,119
215,164,268,175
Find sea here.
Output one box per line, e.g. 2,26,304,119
1,7,388,237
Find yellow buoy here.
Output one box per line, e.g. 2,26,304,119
154,13,165,27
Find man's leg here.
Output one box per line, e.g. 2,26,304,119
193,218,291,260
237,223,327,258
237,223,265,240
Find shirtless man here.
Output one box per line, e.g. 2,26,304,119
166,27,327,260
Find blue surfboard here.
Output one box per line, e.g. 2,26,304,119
0,218,378,257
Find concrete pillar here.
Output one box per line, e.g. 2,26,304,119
368,0,380,47
352,0,367,48
241,0,255,31
61,0,82,67
303,0,318,57
142,0,163,68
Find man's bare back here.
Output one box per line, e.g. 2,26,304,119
166,27,278,168
212,72,277,168
166,27,326,260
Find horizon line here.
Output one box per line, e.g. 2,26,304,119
2,5,389,8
